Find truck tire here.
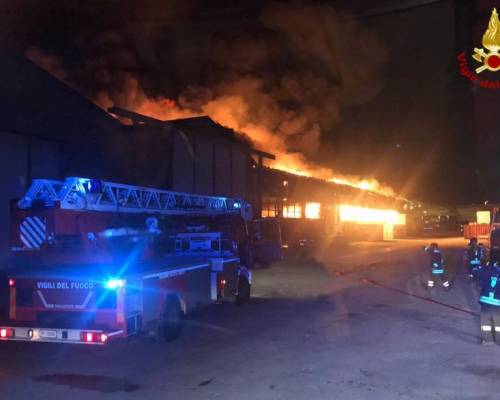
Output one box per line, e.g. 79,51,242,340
235,277,251,305
160,297,183,341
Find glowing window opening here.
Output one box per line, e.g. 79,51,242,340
283,204,302,219
305,203,320,219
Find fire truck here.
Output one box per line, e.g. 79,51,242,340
0,177,281,344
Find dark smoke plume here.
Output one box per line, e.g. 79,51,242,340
17,1,391,195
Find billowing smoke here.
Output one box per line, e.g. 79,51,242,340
26,47,68,83
23,2,392,196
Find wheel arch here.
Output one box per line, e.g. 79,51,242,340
237,265,252,285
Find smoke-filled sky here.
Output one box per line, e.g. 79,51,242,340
0,0,478,203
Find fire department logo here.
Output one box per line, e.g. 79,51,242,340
472,8,500,73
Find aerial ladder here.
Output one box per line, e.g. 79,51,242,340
12,177,251,253
18,176,251,218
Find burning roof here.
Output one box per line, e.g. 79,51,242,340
19,1,399,200
261,167,406,210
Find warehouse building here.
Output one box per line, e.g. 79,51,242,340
0,53,271,261
0,51,411,263
260,168,408,245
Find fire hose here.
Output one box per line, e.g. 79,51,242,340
360,277,477,316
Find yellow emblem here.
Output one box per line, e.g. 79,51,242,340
473,8,500,73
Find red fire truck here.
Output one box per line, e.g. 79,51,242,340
0,177,281,344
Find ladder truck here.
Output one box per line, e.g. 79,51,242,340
0,177,281,344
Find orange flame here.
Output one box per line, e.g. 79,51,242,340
120,95,398,198
271,153,396,197
339,205,406,225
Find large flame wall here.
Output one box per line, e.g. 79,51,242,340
338,205,406,226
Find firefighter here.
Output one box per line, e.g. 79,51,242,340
471,243,487,282
465,237,484,278
424,242,450,290
473,247,500,345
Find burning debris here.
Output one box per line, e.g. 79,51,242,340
22,2,393,197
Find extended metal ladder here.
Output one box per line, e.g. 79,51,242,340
18,177,251,219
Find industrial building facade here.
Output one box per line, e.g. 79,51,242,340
0,53,268,261
259,168,408,245
0,52,410,261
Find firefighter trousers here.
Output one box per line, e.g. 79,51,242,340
479,304,500,344
427,272,450,289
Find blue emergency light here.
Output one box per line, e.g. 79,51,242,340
78,178,102,194
105,279,125,289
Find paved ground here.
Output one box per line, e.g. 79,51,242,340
0,237,497,399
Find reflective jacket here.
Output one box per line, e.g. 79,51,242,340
425,247,445,274
474,263,500,306
467,245,485,265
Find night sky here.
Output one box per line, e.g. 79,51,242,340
1,0,499,205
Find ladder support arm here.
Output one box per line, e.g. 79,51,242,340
18,177,251,220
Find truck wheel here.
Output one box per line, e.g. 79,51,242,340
235,277,251,305
160,298,183,341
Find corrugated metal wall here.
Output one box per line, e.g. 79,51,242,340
231,148,247,199
172,133,194,193
214,146,231,197
172,132,248,199
194,138,213,195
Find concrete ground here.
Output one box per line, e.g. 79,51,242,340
0,237,496,400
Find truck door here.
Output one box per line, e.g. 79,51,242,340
251,218,282,267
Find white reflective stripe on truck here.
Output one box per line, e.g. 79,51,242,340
223,258,240,263
107,329,124,337
142,263,210,280
210,272,218,301
142,257,240,281
37,290,93,310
